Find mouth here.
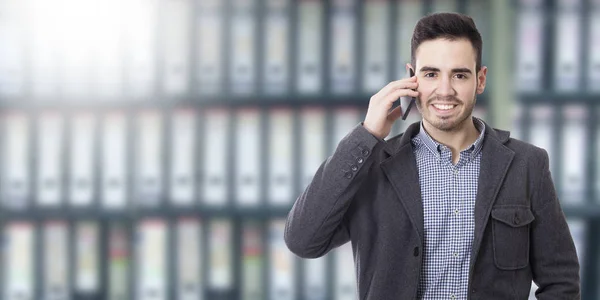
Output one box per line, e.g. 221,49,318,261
430,103,459,115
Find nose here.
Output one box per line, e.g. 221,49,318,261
435,76,456,97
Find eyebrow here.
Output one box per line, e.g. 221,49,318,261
419,66,473,74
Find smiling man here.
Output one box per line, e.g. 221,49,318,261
284,13,580,299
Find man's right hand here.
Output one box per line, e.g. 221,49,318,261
363,76,420,139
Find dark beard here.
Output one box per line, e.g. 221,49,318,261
416,93,477,132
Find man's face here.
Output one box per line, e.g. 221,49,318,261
412,38,487,132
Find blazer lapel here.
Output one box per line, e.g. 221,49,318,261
380,119,514,252
380,122,425,241
469,123,514,267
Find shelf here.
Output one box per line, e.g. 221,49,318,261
0,94,370,110
0,94,490,111
0,205,293,221
562,204,600,219
518,92,600,104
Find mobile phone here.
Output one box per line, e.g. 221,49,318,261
400,68,416,120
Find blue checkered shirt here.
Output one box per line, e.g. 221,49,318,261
412,117,486,300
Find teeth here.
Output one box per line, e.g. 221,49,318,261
433,104,456,110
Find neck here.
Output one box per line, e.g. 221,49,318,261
422,116,480,154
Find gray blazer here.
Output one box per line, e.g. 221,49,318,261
284,120,580,299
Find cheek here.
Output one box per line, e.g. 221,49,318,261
457,82,477,97
416,85,435,101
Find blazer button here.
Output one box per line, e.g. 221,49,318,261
362,149,370,157
413,247,419,257
351,165,358,172
344,172,353,179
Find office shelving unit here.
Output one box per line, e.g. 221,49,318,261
6,0,600,299
512,0,600,299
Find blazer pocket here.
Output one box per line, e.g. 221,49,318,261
491,206,535,270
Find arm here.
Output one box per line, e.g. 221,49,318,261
531,149,581,299
284,75,419,258
284,123,382,258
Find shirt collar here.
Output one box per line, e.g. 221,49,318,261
413,117,486,161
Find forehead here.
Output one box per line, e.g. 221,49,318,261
414,38,476,70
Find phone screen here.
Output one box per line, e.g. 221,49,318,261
399,68,416,120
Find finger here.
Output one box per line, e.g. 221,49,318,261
386,82,418,95
387,104,403,122
378,89,419,113
375,83,418,104
374,78,417,100
383,89,419,106
406,63,415,75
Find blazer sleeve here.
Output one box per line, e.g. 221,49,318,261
530,148,581,299
284,123,383,258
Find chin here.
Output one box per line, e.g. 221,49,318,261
431,120,460,132
427,113,471,132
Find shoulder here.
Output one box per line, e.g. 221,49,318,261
503,136,549,168
486,125,547,159
484,124,548,170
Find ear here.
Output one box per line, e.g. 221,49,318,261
476,66,488,94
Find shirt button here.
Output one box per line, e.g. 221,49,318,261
450,294,456,299
454,209,459,215
454,169,459,175
453,252,459,258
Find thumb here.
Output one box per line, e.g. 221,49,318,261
387,105,403,122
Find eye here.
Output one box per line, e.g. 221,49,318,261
455,73,468,79
424,72,436,78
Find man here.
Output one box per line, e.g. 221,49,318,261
284,12,580,299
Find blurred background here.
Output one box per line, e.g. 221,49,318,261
0,0,597,299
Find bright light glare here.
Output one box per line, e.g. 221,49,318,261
25,0,151,96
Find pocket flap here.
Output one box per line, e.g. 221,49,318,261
491,206,535,228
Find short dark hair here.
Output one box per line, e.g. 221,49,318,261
411,12,483,72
